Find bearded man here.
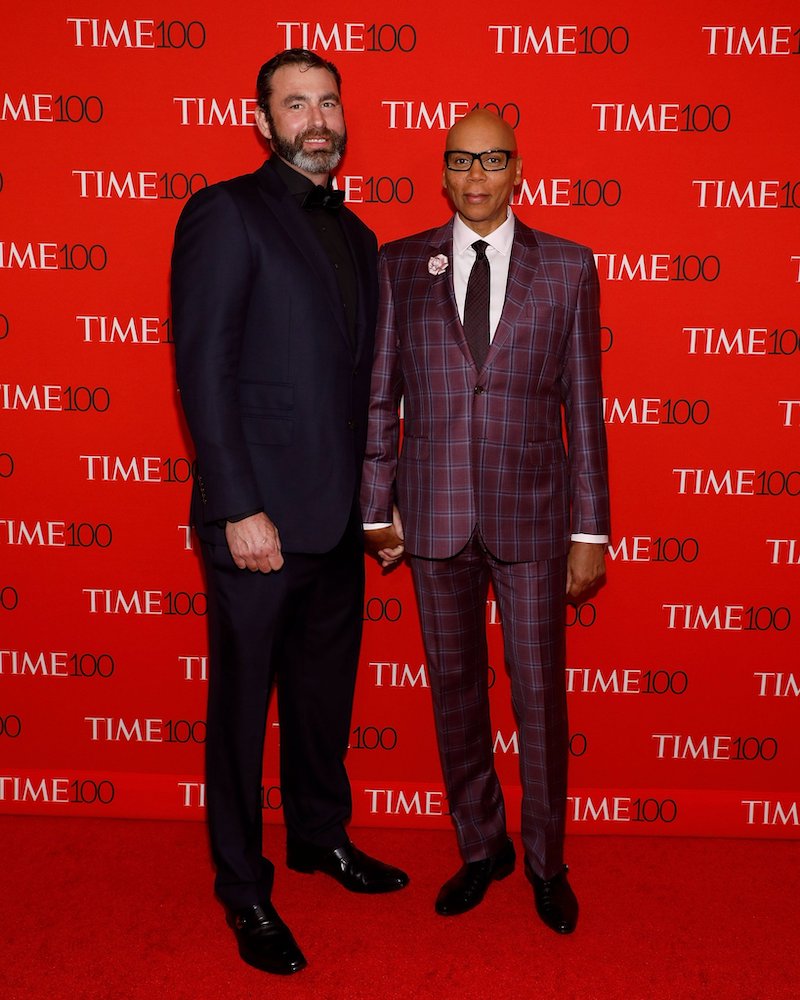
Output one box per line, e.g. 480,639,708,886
171,48,408,977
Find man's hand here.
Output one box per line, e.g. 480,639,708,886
364,506,405,569
225,512,284,573
566,541,606,599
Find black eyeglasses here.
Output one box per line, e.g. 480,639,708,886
444,149,516,172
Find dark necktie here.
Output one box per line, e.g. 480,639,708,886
463,240,490,368
302,185,345,212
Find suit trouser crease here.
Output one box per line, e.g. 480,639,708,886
410,534,568,878
201,513,363,909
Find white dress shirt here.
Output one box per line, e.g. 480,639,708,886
452,209,515,339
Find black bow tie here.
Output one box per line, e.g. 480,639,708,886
302,185,345,212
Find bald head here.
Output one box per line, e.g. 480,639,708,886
446,109,517,153
442,110,522,237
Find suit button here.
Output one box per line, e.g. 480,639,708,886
348,419,356,429
474,385,486,395
352,368,359,377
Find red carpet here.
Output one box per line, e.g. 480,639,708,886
1,817,797,999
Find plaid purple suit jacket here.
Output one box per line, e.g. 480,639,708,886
361,216,609,562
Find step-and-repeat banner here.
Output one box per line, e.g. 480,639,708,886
2,2,798,839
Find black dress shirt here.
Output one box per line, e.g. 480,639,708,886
270,155,358,345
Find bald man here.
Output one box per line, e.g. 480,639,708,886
361,111,609,934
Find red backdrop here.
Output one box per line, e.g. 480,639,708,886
2,1,798,839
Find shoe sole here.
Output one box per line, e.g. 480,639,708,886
237,944,307,975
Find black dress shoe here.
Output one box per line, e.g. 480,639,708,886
525,860,579,934
286,838,409,894
435,838,516,916
226,903,307,974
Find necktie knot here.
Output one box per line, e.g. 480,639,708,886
472,239,489,260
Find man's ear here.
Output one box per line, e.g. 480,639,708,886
255,107,272,141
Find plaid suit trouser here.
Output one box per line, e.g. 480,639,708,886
410,531,569,879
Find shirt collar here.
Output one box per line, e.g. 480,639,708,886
269,155,319,198
453,208,515,257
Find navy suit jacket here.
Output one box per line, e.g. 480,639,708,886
361,216,609,562
171,159,378,553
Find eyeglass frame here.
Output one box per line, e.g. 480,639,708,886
443,148,517,172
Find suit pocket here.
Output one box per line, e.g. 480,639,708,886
524,439,566,467
239,379,294,413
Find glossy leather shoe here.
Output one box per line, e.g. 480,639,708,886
286,838,409,894
435,837,516,916
525,860,579,934
226,903,307,975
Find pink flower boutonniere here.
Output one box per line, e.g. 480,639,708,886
427,254,449,276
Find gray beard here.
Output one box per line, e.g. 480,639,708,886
271,126,347,175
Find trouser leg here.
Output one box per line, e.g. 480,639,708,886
410,535,508,862
276,511,363,847
489,553,569,879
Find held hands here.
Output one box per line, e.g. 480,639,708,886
566,541,606,599
364,506,405,569
225,512,284,573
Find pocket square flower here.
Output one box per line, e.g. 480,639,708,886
427,254,449,276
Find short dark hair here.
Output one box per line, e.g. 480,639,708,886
256,48,342,113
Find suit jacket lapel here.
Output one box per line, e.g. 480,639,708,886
425,221,475,366
337,209,371,363
253,161,352,350
487,221,541,359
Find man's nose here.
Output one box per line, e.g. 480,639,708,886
308,104,326,128
467,158,485,180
